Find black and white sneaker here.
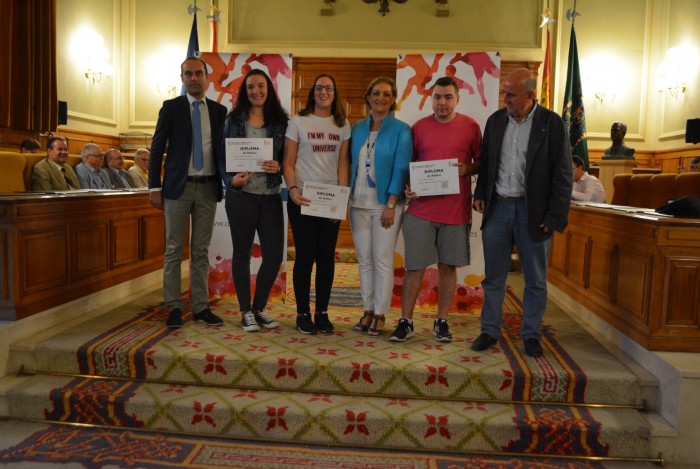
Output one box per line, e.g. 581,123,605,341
241,311,260,332
389,318,415,342
433,319,453,343
314,311,334,333
297,313,317,335
254,310,279,329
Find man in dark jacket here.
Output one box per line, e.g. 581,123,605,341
149,57,227,328
472,68,573,357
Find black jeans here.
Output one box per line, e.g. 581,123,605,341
287,200,340,314
225,190,284,312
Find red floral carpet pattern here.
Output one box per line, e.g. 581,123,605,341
5,263,648,459
0,424,609,468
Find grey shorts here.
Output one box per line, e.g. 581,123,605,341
402,213,470,270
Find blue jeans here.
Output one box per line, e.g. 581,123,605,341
480,199,550,341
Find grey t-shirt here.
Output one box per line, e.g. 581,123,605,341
242,124,280,195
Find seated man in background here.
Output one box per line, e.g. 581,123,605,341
20,139,41,153
75,143,112,189
105,149,135,189
572,155,606,203
31,136,81,191
679,156,700,173
128,148,150,188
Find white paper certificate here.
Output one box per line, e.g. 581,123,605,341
300,182,350,220
225,138,273,172
409,158,460,196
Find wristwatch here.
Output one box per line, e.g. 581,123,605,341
386,201,396,209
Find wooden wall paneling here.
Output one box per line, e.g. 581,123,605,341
549,205,700,352
612,247,653,327
588,237,614,299
111,218,141,268
660,254,700,328
0,193,167,320
142,213,166,260
20,228,69,295
549,231,568,275
0,230,8,300
567,232,589,288
72,222,110,278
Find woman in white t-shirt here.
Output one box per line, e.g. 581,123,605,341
283,74,351,335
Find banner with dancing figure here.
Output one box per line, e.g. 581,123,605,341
199,52,293,304
394,52,500,312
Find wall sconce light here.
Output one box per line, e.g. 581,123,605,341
435,0,449,17
657,45,693,99
73,28,113,85
594,90,615,105
321,0,335,16
157,83,178,97
85,60,113,85
363,0,407,17
584,54,622,106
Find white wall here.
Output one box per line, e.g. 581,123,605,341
55,0,700,152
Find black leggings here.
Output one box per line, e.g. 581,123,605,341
287,200,340,314
225,190,284,312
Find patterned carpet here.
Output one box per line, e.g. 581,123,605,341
0,423,609,468
0,263,651,464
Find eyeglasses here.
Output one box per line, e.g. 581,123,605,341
314,85,335,93
89,153,104,158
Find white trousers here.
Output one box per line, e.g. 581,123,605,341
349,205,404,316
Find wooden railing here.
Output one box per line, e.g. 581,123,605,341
548,204,700,352
0,192,170,320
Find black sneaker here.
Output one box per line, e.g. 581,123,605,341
241,311,260,332
389,318,415,342
433,319,453,343
297,313,317,335
193,308,223,326
254,310,279,329
166,308,183,328
314,311,334,333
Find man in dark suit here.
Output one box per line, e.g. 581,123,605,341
149,56,228,328
472,68,573,358
105,149,135,189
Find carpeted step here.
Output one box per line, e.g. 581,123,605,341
20,303,643,407
1,373,651,459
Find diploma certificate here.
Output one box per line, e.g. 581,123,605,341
409,158,459,196
225,138,273,172
300,182,350,220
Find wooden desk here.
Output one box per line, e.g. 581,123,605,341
549,204,700,352
0,191,169,320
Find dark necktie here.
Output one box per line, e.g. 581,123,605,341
61,167,74,188
192,100,204,170
94,170,106,189
119,170,131,188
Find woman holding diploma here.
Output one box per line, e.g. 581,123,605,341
283,74,351,335
349,77,412,336
219,68,289,332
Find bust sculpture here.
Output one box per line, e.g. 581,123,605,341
603,121,635,159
